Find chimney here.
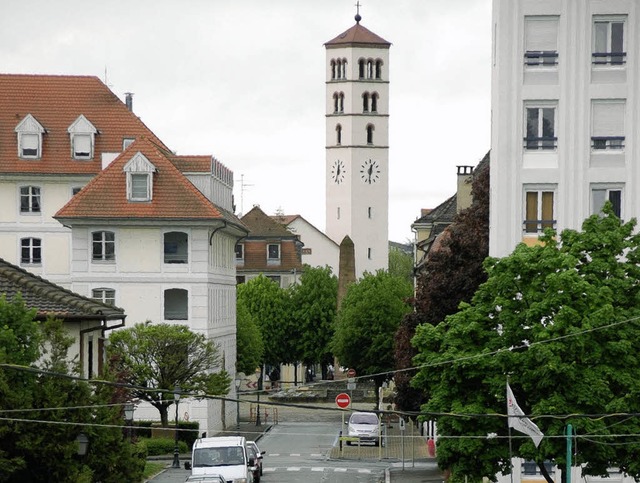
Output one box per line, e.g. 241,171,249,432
456,165,474,213
124,92,134,111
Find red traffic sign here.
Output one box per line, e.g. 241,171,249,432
335,392,351,409
347,368,356,378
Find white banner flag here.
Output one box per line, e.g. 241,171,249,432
506,383,544,447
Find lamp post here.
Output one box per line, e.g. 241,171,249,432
256,368,262,427
172,386,181,468
235,379,241,434
76,432,89,457
124,403,135,442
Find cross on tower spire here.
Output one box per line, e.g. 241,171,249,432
355,1,362,23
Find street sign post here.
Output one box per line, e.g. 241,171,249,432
335,392,351,409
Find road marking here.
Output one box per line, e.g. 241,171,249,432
311,467,324,471
286,467,301,471
358,469,372,473
335,468,347,472
290,453,301,456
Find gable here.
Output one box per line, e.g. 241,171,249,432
123,152,157,173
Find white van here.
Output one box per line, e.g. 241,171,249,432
191,436,254,483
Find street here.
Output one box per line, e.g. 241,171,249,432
258,421,386,482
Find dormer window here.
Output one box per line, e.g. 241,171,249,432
123,152,156,202
15,114,45,159
68,115,97,160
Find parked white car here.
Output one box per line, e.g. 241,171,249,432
347,411,382,446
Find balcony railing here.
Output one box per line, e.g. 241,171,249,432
524,51,558,66
524,137,558,150
592,52,626,65
523,219,556,234
591,136,625,150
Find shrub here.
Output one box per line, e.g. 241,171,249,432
140,438,189,456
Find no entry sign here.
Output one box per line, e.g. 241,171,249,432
335,392,351,409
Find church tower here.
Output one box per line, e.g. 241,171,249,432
324,10,390,279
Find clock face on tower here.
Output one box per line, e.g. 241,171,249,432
360,159,380,184
331,159,345,184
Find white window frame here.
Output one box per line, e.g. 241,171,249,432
67,115,97,160
92,288,116,306
19,186,41,214
592,16,626,66
235,243,244,261
123,152,156,202
71,133,93,159
92,231,115,262
123,138,135,150
20,133,41,159
129,173,151,201
524,16,559,67
20,237,42,265
523,187,556,235
267,243,280,262
163,231,189,264
591,100,625,150
591,185,623,218
524,102,557,150
164,288,188,320
15,114,45,160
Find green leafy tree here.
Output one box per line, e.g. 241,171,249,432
237,275,300,366
412,204,640,482
107,322,230,426
290,265,338,377
395,156,489,412
332,270,412,401
236,301,264,374
0,296,144,482
388,244,414,285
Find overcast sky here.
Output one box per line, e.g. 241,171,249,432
1,0,491,243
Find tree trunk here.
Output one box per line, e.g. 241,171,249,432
156,403,169,427
539,461,554,483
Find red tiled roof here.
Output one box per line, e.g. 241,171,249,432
55,137,237,222
241,206,297,237
169,155,211,173
0,74,168,175
271,214,300,225
325,22,391,47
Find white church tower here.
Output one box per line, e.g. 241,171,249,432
324,9,390,279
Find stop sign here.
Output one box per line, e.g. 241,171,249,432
335,392,351,409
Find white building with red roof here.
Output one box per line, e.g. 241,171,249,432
0,74,247,436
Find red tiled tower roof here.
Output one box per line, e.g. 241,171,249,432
325,22,390,47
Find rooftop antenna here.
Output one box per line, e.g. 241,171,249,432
103,66,113,88
239,174,254,216
355,1,362,23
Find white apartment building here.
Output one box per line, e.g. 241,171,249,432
491,0,639,257
0,74,247,437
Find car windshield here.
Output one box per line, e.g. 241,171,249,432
193,447,245,467
351,413,378,425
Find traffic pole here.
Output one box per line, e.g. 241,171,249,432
566,424,573,483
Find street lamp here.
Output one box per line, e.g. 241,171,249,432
76,432,89,456
172,386,181,468
235,379,241,434
124,403,135,442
